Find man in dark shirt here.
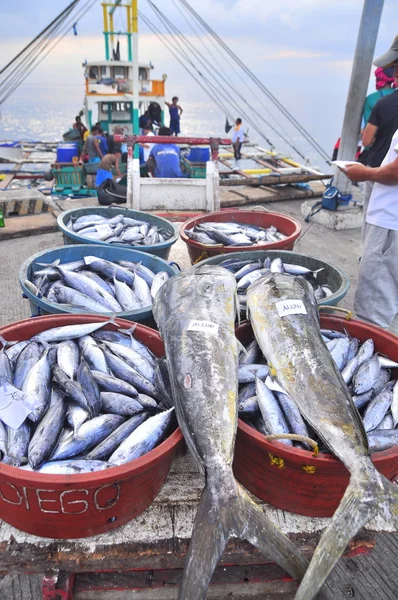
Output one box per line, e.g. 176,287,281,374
361,58,398,221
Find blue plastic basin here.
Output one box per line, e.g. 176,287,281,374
56,143,79,163
198,249,350,307
57,206,179,260
188,147,210,162
19,244,178,323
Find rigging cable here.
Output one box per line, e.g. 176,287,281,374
146,1,278,150
168,0,301,158
0,0,97,105
139,11,237,125
0,2,78,101
176,0,331,165
0,0,80,77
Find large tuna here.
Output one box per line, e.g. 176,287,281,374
247,272,398,600
153,266,324,600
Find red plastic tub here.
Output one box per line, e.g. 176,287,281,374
233,315,398,518
180,210,302,264
0,315,183,539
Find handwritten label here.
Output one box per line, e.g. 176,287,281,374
0,380,36,429
276,299,307,318
187,320,219,335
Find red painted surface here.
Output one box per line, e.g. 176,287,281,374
233,316,398,517
179,210,302,264
42,572,75,600
0,315,183,539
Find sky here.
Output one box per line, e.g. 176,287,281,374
0,0,396,167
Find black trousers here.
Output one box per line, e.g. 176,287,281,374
233,141,242,160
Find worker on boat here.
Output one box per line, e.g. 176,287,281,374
231,118,245,160
81,126,103,163
95,149,122,187
344,36,398,331
165,97,183,136
147,126,186,178
73,116,87,141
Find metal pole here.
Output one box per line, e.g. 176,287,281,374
335,0,385,193
132,0,140,158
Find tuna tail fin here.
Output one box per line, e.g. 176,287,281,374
295,469,398,600
178,473,333,600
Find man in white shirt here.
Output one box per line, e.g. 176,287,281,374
231,118,245,160
140,125,155,162
345,39,398,329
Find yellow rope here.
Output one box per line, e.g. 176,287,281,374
192,251,209,265
268,453,285,469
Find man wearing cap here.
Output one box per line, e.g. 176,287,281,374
345,36,398,330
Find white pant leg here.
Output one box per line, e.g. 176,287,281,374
362,181,374,242
354,224,398,329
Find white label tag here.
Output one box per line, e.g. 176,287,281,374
265,375,290,397
0,380,35,429
276,299,307,317
187,320,219,335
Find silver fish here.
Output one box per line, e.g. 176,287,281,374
352,355,381,395
256,377,292,445
13,342,42,389
77,359,102,417
78,336,108,373
92,370,139,398
28,459,112,474
85,412,150,460
23,349,51,422
247,272,398,600
0,349,13,384
67,404,89,435
51,414,124,461
100,392,145,416
151,271,170,300
28,388,66,469
32,319,114,343
153,266,314,600
7,421,30,465
57,340,80,380
109,408,174,465
368,429,398,452
362,382,394,432
392,381,398,427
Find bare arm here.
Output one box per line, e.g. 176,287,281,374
345,157,398,185
178,105,183,115
94,138,103,159
361,123,378,147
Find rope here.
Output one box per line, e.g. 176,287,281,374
176,0,332,165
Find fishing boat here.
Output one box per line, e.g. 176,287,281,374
0,0,331,212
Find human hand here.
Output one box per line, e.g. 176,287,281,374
344,163,370,182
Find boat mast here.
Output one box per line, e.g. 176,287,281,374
335,0,385,193
132,0,140,142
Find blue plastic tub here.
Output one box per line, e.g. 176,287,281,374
198,250,350,307
19,244,178,324
57,207,179,260
56,143,79,163
188,147,210,162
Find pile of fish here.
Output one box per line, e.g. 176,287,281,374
26,256,170,313
0,320,175,474
66,213,173,246
239,330,398,452
216,255,333,310
185,220,288,247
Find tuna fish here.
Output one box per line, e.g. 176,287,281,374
153,266,320,600
247,272,398,600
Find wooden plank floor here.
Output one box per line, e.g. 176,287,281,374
1,533,397,599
